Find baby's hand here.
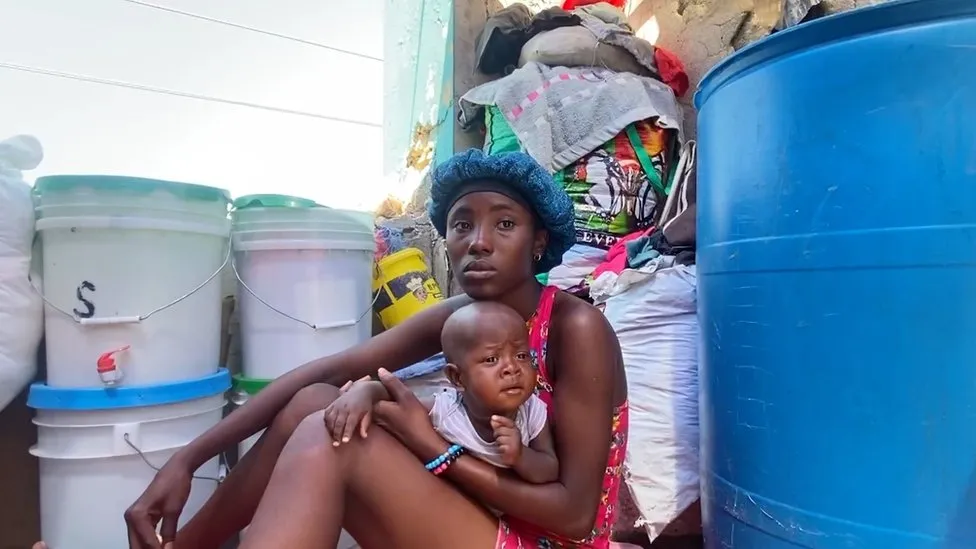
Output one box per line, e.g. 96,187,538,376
324,382,375,446
491,415,522,466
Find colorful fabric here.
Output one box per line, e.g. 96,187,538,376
556,121,676,250
496,286,630,549
544,244,606,295
652,47,690,98
591,227,652,280
562,0,626,9
485,105,523,155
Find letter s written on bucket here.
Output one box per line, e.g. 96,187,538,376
73,281,96,319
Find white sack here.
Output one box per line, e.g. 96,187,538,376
595,264,699,541
0,134,44,411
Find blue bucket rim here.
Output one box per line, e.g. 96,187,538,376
695,0,976,110
28,369,231,411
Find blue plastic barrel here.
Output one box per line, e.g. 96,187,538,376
695,1,976,548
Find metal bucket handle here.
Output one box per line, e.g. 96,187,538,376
231,256,378,331
28,242,231,326
122,432,226,484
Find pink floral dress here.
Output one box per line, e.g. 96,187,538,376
496,286,630,549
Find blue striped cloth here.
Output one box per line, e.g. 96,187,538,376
393,352,447,380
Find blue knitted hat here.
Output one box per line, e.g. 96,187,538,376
427,149,575,274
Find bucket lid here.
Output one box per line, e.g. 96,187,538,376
27,369,231,410
233,194,319,209
231,199,376,251
336,208,376,231
33,175,231,203
377,247,426,269
232,375,273,395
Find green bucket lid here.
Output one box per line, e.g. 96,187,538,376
232,375,273,395
33,175,231,203
233,194,319,210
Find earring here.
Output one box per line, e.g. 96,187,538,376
533,252,543,262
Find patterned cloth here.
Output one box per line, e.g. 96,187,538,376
497,286,630,548
558,120,676,250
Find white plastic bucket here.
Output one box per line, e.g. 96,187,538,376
336,208,375,232
232,195,375,380
28,370,230,549
33,175,231,388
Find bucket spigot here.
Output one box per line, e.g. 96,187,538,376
97,345,129,386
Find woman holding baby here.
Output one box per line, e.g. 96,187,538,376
121,149,629,549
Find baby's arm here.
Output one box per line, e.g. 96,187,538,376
515,420,559,483
348,380,435,410
325,380,434,443
492,416,559,483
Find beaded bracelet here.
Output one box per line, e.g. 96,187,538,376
425,444,465,475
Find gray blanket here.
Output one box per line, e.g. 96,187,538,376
459,62,683,172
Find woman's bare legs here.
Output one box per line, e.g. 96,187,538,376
239,415,345,548
242,410,500,549
175,384,342,548
177,382,499,549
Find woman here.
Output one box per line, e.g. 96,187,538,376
123,149,629,549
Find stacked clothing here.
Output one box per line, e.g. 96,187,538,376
559,120,675,250
463,63,682,173
485,107,677,248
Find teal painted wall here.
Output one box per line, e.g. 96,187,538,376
383,0,455,182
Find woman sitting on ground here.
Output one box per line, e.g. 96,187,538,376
122,149,630,549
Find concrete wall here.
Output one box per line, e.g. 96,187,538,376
624,0,888,138
384,0,455,177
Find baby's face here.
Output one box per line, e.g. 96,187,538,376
456,322,536,415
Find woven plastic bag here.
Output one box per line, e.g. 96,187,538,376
0,134,43,411
594,263,699,541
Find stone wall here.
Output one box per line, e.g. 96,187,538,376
624,0,888,137
455,0,889,143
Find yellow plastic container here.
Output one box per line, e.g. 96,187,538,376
372,247,444,328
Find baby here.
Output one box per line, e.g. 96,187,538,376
325,301,558,483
